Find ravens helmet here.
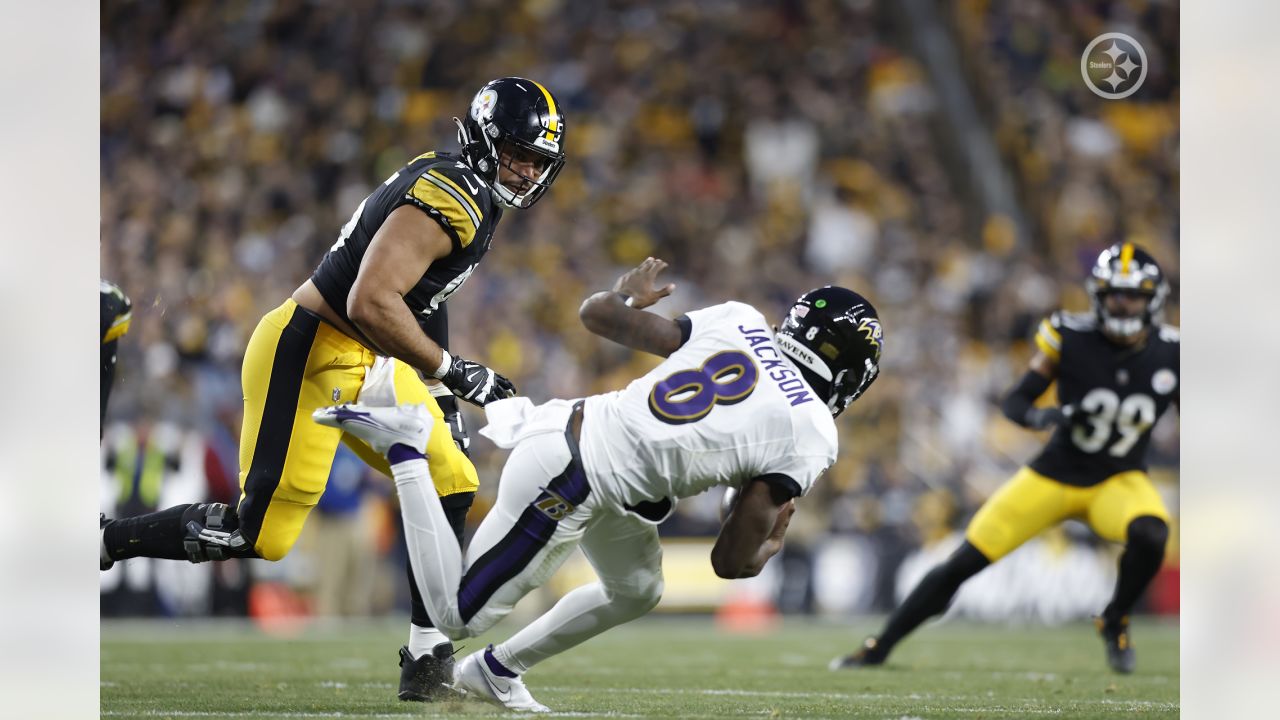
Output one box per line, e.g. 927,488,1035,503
775,287,883,418
455,77,566,209
1086,242,1169,341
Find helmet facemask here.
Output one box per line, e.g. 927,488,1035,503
1087,243,1169,343
775,288,883,418
455,77,566,209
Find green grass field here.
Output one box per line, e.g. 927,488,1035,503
101,615,1178,719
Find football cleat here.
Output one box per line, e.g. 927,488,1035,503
398,643,462,702
829,636,888,670
311,402,431,456
100,514,114,571
454,646,550,713
1096,616,1136,674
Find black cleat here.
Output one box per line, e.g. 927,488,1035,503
1096,615,1136,674
829,636,889,670
100,514,114,571
398,642,462,702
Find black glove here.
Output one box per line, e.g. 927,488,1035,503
433,351,517,407
435,395,471,456
1026,404,1073,430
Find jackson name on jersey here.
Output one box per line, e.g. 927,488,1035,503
579,301,839,517
1031,310,1179,487
310,151,503,340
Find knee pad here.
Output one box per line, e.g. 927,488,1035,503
181,503,257,562
605,568,664,615
1126,516,1169,554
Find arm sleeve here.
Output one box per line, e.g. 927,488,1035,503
1001,369,1054,428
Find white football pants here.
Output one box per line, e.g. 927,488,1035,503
393,417,664,669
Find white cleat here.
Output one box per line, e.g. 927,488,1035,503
312,402,431,455
454,648,551,713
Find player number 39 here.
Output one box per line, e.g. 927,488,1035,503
1071,388,1156,456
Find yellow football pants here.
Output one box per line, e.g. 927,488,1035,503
237,299,478,560
965,466,1171,562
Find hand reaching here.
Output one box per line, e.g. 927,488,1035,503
613,257,676,310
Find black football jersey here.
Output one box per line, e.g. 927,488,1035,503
1028,311,1179,487
310,151,503,344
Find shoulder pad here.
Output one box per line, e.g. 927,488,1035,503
404,161,492,248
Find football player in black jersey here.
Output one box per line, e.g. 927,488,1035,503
100,279,133,431
832,242,1178,674
100,77,567,700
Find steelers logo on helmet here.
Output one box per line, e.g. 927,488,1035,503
775,286,883,418
454,77,567,209
1086,242,1169,342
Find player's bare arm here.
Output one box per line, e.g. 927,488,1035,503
710,477,796,579
348,205,453,376
579,257,683,357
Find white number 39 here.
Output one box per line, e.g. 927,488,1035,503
1071,388,1156,456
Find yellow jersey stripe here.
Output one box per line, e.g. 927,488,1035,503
409,176,479,247
427,170,483,221
1120,242,1134,273
529,79,559,141
1036,318,1062,349
409,150,437,163
1034,332,1061,362
103,313,132,343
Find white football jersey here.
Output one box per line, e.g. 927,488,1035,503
579,301,839,516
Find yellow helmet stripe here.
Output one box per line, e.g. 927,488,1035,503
529,80,559,141
1119,242,1135,273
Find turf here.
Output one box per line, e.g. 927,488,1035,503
101,615,1178,719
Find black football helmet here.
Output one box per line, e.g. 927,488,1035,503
1086,242,1169,341
775,287,883,418
454,77,566,209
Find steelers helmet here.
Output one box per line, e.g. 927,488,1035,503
775,287,883,417
455,77,566,209
1086,242,1170,340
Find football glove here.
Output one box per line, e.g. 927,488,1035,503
433,350,517,407
1026,404,1074,430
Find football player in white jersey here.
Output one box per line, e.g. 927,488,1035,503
313,258,884,712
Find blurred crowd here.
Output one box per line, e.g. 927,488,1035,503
100,0,1179,616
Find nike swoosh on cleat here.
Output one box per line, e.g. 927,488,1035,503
481,671,512,702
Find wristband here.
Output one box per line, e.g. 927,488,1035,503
431,349,453,380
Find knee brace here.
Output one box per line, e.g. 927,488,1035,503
1126,515,1169,556
182,503,258,562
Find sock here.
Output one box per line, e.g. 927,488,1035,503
492,581,656,675
388,448,468,637
484,646,518,678
102,504,199,561
408,625,449,660
1102,516,1169,624
388,443,426,465
877,541,989,653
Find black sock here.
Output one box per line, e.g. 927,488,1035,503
103,504,202,561
877,542,991,653
1103,516,1169,624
